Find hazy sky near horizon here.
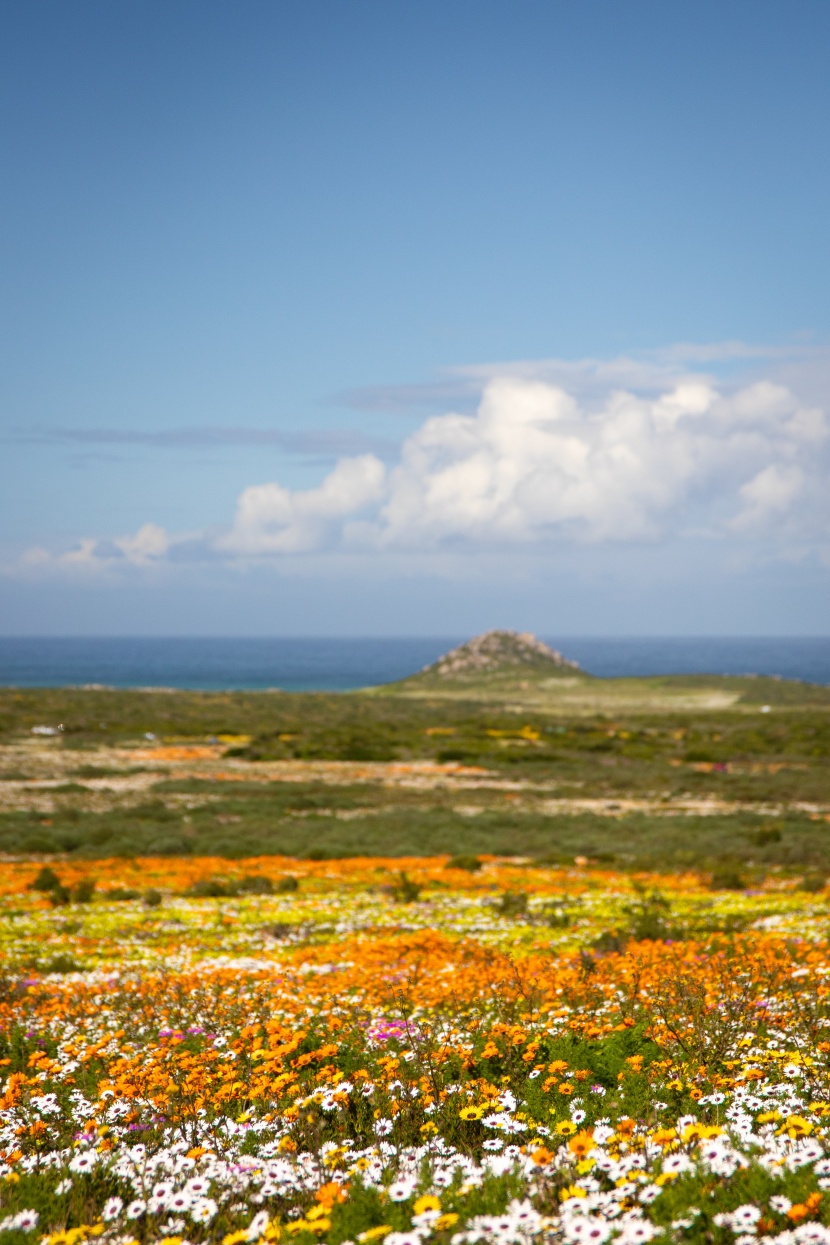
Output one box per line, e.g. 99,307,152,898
2,0,830,635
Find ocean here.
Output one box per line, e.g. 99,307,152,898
0,635,828,691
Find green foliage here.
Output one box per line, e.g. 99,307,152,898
446,854,483,871
236,874,275,894
71,877,96,903
186,877,233,898
709,866,746,891
544,899,579,928
388,872,422,903
274,875,299,893
6,799,830,872
752,823,783,845
46,884,71,906
29,866,61,892
40,952,81,974
3,685,830,872
621,887,674,940
498,890,529,918
186,874,277,898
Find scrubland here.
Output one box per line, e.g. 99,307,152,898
1,681,830,1243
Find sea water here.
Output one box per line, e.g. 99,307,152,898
0,635,828,690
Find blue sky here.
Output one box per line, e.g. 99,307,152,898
2,0,829,635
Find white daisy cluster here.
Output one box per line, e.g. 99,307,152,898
0,1209,38,1233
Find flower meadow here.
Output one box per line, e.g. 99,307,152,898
3,856,830,1245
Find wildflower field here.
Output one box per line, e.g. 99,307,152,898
4,855,830,1245
2,671,830,1245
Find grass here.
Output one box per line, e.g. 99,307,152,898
1,681,828,871
2,790,829,874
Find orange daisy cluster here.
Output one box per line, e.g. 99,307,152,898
0,854,704,899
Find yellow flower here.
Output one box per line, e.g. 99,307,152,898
435,1215,459,1230
358,1229,393,1242
413,1196,442,1215
555,1120,577,1135
778,1116,813,1138
459,1106,484,1120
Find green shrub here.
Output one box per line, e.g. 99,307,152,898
622,888,675,941
41,952,80,974
545,901,577,929
709,867,746,891
71,878,96,903
388,872,422,903
186,878,229,898
275,875,299,893
20,834,59,853
236,875,274,895
143,888,162,908
29,866,61,893
446,854,482,871
146,835,189,856
132,801,177,822
498,890,529,918
799,871,826,893
753,824,783,846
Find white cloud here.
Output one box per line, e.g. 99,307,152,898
732,465,804,531
10,523,171,575
8,363,830,575
114,523,170,564
372,375,826,547
217,455,386,555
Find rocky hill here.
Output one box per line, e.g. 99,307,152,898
419,630,581,679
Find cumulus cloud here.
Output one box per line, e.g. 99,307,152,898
114,523,170,563
732,465,804,531
369,376,827,549
14,523,171,574
9,365,829,574
217,455,387,555
377,379,704,545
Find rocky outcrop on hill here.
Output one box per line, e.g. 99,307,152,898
420,630,581,678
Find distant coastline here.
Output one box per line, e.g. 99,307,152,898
0,635,828,691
